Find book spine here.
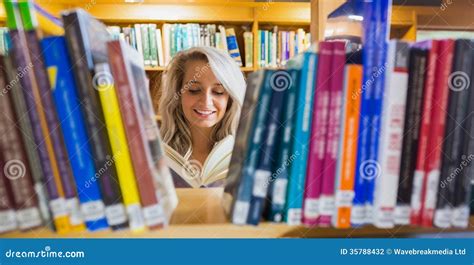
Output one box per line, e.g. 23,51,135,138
420,39,455,227
62,10,130,231
285,52,317,225
259,30,264,67
2,54,52,229
106,45,165,230
268,69,298,222
453,41,474,228
243,32,253,68
352,1,377,226
333,52,363,229
0,62,42,230
373,41,409,228
318,42,346,226
6,9,71,234
156,28,164,67
364,0,391,223
123,42,178,221
162,24,171,65
0,151,17,233
141,24,150,66
232,70,273,225
224,70,264,217
247,70,287,225
148,24,158,67
302,41,333,226
225,28,242,66
434,40,472,228
134,24,144,63
394,48,427,225
410,41,440,226
43,36,129,230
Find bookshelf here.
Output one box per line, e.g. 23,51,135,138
3,188,474,238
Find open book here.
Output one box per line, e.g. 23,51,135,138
163,135,235,188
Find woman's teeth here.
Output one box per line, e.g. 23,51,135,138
194,109,216,115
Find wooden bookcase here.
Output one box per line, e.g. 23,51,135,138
1,1,473,239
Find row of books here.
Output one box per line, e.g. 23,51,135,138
224,1,473,229
0,3,178,234
257,28,311,67
107,23,250,68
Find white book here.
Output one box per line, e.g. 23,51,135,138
155,28,164,67
218,25,228,53
372,41,410,228
134,24,144,64
271,32,277,67
162,24,171,66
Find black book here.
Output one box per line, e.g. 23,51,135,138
452,40,474,228
62,9,127,230
434,39,473,228
394,47,428,225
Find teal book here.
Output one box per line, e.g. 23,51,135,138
284,49,318,225
148,24,158,67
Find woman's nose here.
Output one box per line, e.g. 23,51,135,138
200,90,213,105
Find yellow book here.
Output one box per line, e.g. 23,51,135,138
95,63,146,232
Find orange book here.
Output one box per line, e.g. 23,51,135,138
333,52,363,229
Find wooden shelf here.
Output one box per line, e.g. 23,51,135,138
3,188,473,238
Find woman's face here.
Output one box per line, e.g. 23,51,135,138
180,60,230,129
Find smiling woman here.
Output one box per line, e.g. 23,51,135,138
159,47,246,188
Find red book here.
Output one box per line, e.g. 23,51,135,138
107,40,165,230
420,39,455,227
410,40,439,226
319,41,346,226
302,41,333,226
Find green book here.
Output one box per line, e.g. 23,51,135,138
243,31,253,68
148,24,158,67
141,24,151,66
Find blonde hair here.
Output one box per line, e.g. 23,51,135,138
159,47,246,156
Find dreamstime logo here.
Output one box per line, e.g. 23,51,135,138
440,154,474,189
262,0,275,11
440,0,453,11
0,63,33,97
448,71,470,91
352,63,388,100
181,159,202,181
92,70,114,91
270,70,292,92
359,160,381,181
3,160,26,180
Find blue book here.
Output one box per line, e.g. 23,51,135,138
284,50,318,225
364,0,392,223
232,70,274,225
268,67,299,222
351,0,377,227
247,70,288,225
260,30,266,67
41,36,109,231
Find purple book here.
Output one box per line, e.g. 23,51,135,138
319,41,346,226
302,41,333,226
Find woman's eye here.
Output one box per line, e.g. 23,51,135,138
188,89,200,94
213,91,224,95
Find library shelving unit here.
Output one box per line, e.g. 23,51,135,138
1,1,473,239
3,188,474,238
